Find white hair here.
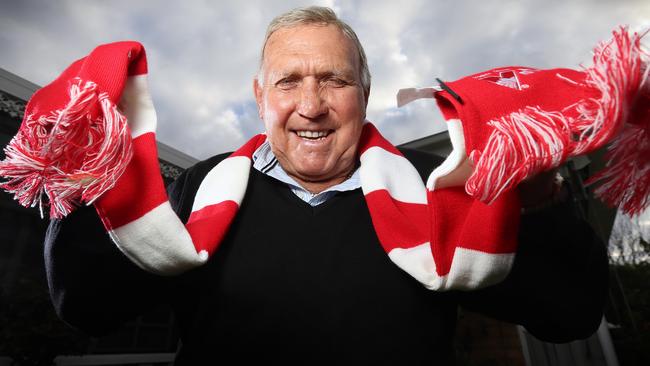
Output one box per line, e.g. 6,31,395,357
257,6,371,97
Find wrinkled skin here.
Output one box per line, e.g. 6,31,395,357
254,24,368,194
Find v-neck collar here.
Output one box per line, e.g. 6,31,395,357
252,169,362,216
251,140,361,207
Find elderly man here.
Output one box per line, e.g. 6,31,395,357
45,6,607,365
253,11,368,196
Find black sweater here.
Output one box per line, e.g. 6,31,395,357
44,148,608,365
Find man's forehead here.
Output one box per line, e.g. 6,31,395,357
265,24,349,49
266,58,357,77
262,24,359,75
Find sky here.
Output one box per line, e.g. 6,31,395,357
1,0,649,160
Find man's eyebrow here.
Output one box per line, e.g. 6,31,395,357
268,68,358,83
322,70,354,79
268,71,299,83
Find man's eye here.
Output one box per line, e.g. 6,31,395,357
323,77,348,87
276,78,298,89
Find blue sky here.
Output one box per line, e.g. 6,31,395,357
1,0,649,159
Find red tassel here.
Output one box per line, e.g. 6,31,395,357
0,78,133,219
584,27,650,216
467,26,649,214
572,26,646,155
586,86,650,216
466,106,572,203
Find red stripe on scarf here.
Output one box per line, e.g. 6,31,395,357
428,187,520,275
95,132,166,229
358,123,402,156
364,190,429,251
186,200,240,256
230,134,267,158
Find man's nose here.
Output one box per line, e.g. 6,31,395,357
297,79,328,119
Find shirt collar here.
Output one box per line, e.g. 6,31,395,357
252,140,361,205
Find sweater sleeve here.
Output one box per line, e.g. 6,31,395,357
44,167,195,336
455,200,609,343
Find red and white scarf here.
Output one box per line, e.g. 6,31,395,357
399,26,649,216
93,107,521,290
1,26,647,290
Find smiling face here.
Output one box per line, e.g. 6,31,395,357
254,24,368,193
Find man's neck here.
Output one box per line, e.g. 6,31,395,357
251,140,360,197
291,169,355,195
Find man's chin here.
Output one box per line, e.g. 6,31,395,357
293,168,334,183
289,163,343,182
282,158,355,193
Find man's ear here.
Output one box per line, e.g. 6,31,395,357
253,78,264,120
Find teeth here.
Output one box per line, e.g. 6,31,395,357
297,130,329,139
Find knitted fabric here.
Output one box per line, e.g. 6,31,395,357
0,41,520,290
399,26,650,215
96,121,521,290
0,42,145,218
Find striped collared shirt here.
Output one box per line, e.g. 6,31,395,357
252,141,361,206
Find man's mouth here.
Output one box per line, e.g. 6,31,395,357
294,130,333,140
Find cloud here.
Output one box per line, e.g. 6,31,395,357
1,0,648,159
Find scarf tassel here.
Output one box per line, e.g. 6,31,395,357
468,26,650,215
0,78,133,218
